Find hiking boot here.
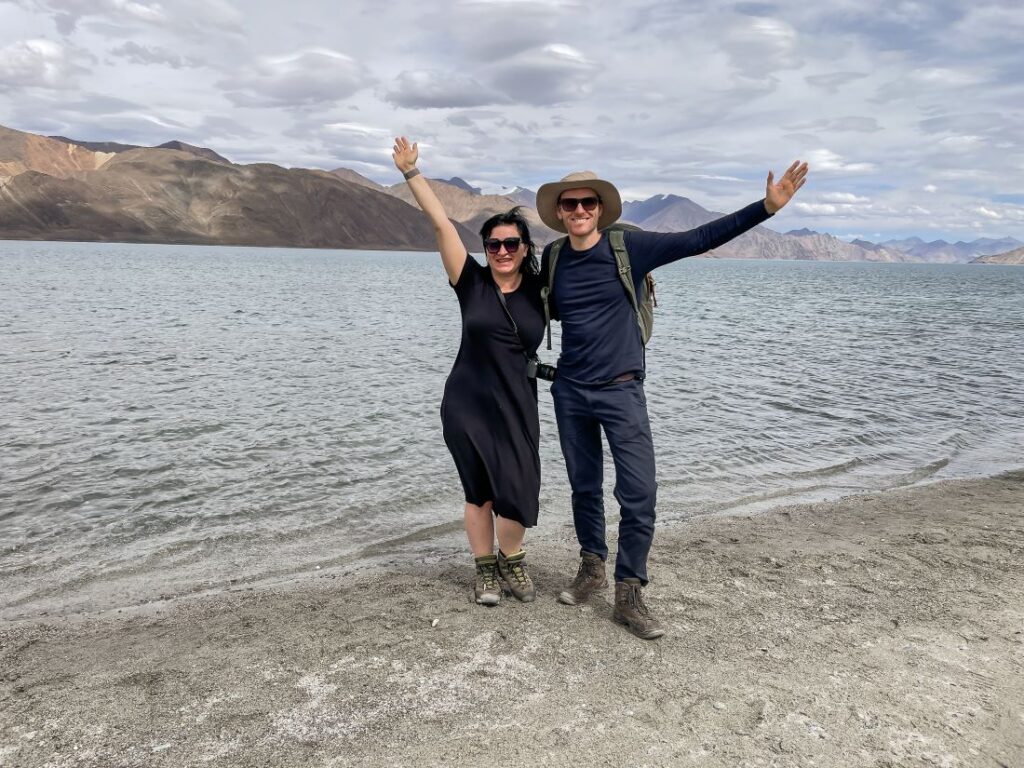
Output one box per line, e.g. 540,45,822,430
497,550,536,602
474,554,501,606
612,578,665,639
557,551,607,605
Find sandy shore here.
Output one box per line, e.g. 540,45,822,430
2,472,1023,767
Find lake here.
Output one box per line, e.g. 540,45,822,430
2,241,1022,619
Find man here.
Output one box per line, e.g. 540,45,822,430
537,161,808,639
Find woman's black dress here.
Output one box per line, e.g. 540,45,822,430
441,255,545,526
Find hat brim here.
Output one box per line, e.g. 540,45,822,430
536,178,622,234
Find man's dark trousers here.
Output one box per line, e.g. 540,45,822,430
551,376,657,584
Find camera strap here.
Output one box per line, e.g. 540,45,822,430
491,279,534,362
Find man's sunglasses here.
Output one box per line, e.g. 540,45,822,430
483,237,522,254
558,196,601,213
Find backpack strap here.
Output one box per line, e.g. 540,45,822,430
540,236,566,351
609,229,642,329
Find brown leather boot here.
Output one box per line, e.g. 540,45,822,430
612,578,665,639
557,551,607,605
497,549,536,602
473,554,501,606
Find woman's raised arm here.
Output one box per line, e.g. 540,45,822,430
392,136,467,285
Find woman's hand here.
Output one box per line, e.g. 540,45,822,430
392,136,419,174
764,160,809,214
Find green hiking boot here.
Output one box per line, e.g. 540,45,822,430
474,554,501,606
612,578,665,639
557,551,607,605
497,550,536,602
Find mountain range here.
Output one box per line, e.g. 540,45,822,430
1,123,1021,263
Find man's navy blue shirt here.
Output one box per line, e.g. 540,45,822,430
543,200,772,385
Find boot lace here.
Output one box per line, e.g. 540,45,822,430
627,584,651,616
572,557,601,588
477,562,499,591
506,560,530,587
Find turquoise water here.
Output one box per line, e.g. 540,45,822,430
2,241,1022,618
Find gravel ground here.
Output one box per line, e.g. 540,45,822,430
2,471,1023,767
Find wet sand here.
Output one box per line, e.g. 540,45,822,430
2,471,1023,767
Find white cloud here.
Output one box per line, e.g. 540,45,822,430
21,0,243,35
1,0,1022,240
975,206,1002,219
722,17,800,78
795,203,838,215
385,70,503,109
0,38,85,89
820,192,870,203
485,44,600,105
109,41,200,68
805,149,875,173
219,49,374,108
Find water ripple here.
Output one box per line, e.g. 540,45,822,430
2,245,1023,618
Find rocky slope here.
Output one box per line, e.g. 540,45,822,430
0,125,114,179
971,246,1024,265
622,194,911,262
3,123,1021,261
386,178,560,246
0,124,476,251
881,236,1023,263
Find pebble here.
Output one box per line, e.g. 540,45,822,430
431,619,440,627
713,702,726,711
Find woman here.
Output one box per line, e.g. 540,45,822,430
392,136,545,606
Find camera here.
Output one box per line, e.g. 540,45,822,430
527,356,557,381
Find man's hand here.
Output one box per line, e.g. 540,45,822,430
392,136,419,174
764,161,809,214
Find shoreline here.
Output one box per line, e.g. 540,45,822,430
6,464,1021,628
2,471,1022,766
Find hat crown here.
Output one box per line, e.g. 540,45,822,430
559,170,599,184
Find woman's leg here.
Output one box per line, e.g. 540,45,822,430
495,515,526,556
464,501,495,556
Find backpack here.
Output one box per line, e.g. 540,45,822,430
540,222,657,351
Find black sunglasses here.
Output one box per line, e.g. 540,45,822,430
558,196,601,213
483,237,523,255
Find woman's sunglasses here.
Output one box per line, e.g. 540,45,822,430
483,237,522,255
558,196,601,213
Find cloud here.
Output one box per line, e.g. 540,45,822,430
805,148,875,173
109,41,201,69
804,71,869,93
384,70,504,109
0,38,87,90
794,203,839,215
21,0,243,36
219,49,375,108
820,192,870,203
721,17,800,78
952,4,1024,47
975,206,1002,219
486,44,600,105
450,0,577,59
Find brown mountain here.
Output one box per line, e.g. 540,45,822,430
329,167,386,191
385,178,560,246
155,141,230,164
971,246,1024,265
622,193,912,262
4,123,1016,261
0,125,115,179
1,125,476,251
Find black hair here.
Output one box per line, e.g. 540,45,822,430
479,206,539,275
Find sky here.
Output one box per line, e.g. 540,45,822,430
1,0,1022,242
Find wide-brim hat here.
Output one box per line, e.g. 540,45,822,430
535,171,622,233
